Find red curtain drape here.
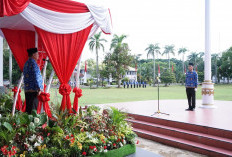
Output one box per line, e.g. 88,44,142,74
0,0,31,17
1,29,35,71
31,0,89,13
12,86,22,111
73,87,82,112
37,92,52,118
35,24,93,112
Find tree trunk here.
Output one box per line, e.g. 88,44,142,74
96,48,99,88
153,55,156,86
117,78,121,88
182,55,185,74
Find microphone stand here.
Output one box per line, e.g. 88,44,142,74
151,76,169,116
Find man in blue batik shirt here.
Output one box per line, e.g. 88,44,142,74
185,63,198,111
23,48,43,114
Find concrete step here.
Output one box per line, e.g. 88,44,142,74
128,119,232,152
128,113,232,140
134,128,232,157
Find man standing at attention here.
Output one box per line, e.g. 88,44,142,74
23,48,43,114
185,63,198,111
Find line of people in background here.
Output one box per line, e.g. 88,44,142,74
123,81,147,88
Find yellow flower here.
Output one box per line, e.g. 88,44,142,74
37,146,42,151
77,142,82,150
42,144,46,149
70,143,75,147
118,133,125,138
20,154,25,157
100,134,105,140
23,151,27,155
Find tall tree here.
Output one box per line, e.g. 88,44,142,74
89,32,107,87
178,47,188,74
145,43,160,85
187,52,199,66
219,48,232,83
105,34,134,88
211,53,219,83
134,54,142,81
163,45,175,69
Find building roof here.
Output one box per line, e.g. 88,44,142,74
127,67,136,71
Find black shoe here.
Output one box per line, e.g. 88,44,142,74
185,108,192,111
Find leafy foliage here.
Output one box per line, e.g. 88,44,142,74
0,95,136,157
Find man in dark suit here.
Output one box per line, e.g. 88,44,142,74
185,63,198,111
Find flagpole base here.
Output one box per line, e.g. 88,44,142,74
201,81,215,108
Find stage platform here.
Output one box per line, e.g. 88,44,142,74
95,100,232,156
95,99,232,131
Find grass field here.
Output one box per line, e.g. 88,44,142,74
45,84,232,106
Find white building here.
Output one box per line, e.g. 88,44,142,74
123,67,137,82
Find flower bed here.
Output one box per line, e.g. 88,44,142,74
0,94,137,157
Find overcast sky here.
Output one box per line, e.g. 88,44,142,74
81,0,232,62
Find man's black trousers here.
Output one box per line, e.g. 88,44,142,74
25,92,39,114
186,88,196,109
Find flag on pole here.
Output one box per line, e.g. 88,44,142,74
84,61,87,83
184,65,186,74
135,63,137,72
172,64,174,72
158,64,160,77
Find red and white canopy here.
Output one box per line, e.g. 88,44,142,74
0,0,112,37
0,0,112,114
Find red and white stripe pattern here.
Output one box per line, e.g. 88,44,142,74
0,0,112,36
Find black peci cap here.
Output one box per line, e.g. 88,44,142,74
188,63,194,66
27,48,38,56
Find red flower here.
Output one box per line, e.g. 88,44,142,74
93,146,96,149
104,146,107,149
82,152,87,156
65,135,70,140
8,151,12,157
113,143,116,147
71,134,74,137
47,133,51,136
24,144,28,150
89,146,94,150
136,140,139,144
70,138,75,143
42,123,47,129
1,145,8,155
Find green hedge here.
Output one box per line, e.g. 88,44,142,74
93,144,136,157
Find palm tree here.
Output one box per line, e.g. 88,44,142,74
187,52,198,66
145,43,160,85
163,45,175,69
178,47,188,74
110,34,129,87
134,54,142,81
89,32,107,87
110,34,128,50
